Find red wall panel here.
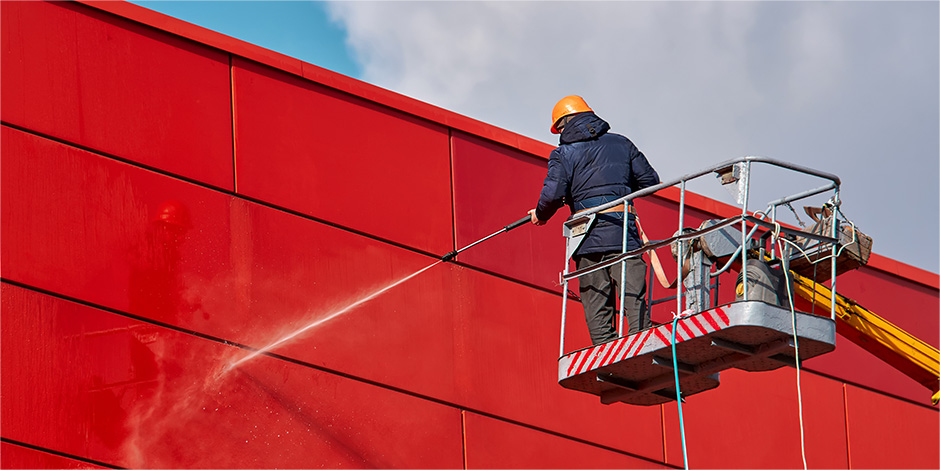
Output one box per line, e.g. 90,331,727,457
218,205,463,400
662,368,848,469
451,131,564,292
232,57,453,255
804,334,934,408
0,125,461,401
0,1,234,189
1,284,464,468
448,271,666,461
0,442,106,469
463,412,666,468
1,126,236,329
844,384,939,469
837,269,939,348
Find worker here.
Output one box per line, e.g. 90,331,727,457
529,95,661,345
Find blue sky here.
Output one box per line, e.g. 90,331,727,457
131,1,359,77
129,2,938,274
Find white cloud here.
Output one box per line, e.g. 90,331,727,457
328,1,939,273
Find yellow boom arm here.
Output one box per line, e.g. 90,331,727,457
789,271,940,405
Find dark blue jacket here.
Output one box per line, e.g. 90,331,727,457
536,112,660,255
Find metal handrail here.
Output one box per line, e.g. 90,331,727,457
558,156,843,358
567,156,841,220
561,215,748,283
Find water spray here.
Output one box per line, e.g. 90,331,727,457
222,262,440,375
221,213,531,376
441,215,530,262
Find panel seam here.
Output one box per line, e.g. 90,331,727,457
230,54,238,193
661,403,668,465
449,128,457,253
461,410,468,470
843,383,852,469
0,437,124,469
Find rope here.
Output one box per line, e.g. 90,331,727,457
784,202,807,228
781,205,858,268
771,223,807,470
832,207,858,259
671,308,693,470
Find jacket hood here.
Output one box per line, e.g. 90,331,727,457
559,112,610,145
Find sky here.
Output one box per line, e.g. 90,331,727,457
131,1,939,275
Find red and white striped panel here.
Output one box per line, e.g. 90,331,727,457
559,306,731,380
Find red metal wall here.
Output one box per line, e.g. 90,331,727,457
2,1,937,468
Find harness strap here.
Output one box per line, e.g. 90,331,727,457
635,214,679,289
573,203,635,217
574,196,636,216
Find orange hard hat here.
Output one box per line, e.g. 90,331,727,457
550,95,593,134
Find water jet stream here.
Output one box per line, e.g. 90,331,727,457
223,259,443,375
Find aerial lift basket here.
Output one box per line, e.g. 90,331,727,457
555,157,844,406
558,302,835,406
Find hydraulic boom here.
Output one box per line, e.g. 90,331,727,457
790,271,940,405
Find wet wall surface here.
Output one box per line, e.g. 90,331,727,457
1,1,937,469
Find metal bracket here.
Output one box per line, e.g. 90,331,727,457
652,355,698,374
563,213,596,263
597,371,706,404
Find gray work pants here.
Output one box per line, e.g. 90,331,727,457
575,253,648,345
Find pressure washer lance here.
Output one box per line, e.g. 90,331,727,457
441,215,531,263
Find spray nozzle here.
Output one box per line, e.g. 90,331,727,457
441,250,458,263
